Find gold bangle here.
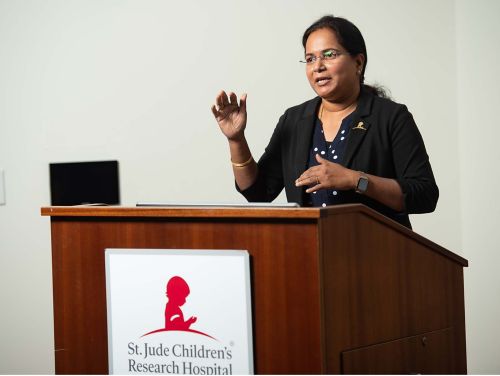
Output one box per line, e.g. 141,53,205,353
231,155,254,168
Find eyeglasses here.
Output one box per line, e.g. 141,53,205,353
300,49,347,64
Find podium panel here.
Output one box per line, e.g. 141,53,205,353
341,328,455,374
42,204,467,374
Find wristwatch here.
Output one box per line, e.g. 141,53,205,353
355,172,369,194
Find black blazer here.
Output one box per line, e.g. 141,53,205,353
239,89,439,228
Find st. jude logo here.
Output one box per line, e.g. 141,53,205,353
126,276,236,374
143,276,215,340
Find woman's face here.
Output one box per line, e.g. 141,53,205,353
304,28,364,102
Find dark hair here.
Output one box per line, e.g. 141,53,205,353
302,15,388,98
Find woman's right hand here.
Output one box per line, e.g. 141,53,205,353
211,90,247,141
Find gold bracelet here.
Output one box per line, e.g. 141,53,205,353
231,155,254,168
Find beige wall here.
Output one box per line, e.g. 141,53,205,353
0,0,497,373
456,0,500,372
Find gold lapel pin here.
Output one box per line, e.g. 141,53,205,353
352,121,367,131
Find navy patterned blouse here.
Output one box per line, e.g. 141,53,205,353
306,112,355,207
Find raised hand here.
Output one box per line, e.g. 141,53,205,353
211,90,247,141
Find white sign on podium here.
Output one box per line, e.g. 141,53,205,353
105,249,253,375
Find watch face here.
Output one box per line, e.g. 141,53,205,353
357,176,369,192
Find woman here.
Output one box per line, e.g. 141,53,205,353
211,15,438,229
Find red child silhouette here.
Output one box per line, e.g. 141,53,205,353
164,276,197,330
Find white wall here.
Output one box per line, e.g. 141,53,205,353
0,0,497,373
456,0,500,373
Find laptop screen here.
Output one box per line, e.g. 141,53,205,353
49,160,120,205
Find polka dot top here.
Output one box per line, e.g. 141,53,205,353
306,112,355,208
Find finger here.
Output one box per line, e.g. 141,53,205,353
216,90,226,107
295,174,322,191
315,153,327,164
211,105,219,118
295,174,319,187
240,93,247,113
295,174,310,185
306,174,322,192
221,91,230,106
229,92,238,106
295,175,309,186
305,182,322,194
296,166,320,183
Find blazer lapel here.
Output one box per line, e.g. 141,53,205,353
294,97,321,179
342,89,374,166
342,119,371,166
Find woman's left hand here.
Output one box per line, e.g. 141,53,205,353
295,154,357,193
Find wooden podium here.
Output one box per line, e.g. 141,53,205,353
41,204,467,374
